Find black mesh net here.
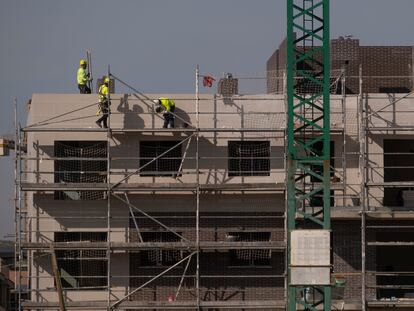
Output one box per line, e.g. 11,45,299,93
54,232,107,288
54,141,107,200
140,232,183,266
228,141,271,176
229,232,271,265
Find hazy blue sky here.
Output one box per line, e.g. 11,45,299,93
1,0,413,238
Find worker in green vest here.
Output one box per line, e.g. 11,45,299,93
154,97,176,128
77,59,91,94
96,77,110,128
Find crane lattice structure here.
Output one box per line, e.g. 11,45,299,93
287,0,331,310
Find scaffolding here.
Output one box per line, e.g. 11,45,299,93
15,67,290,311
12,66,414,310
359,74,414,309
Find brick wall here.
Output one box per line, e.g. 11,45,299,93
331,219,414,303
129,252,285,302
360,46,412,93
332,220,362,303
127,213,414,307
267,36,413,94
129,212,285,243
129,212,285,304
266,36,290,93
127,215,374,306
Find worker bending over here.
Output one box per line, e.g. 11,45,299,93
154,97,175,128
77,59,92,94
96,77,110,128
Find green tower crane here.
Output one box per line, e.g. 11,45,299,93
286,0,331,310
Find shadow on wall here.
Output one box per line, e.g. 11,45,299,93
117,94,193,129
33,241,128,289
117,94,144,129
173,106,192,129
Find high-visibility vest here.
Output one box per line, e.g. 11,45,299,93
98,84,109,103
159,97,175,112
77,67,88,85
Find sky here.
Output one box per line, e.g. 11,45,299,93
0,0,414,239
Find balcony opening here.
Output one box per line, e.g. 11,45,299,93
376,231,414,299
384,139,414,207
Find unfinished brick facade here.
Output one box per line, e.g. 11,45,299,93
129,212,285,303
267,37,414,94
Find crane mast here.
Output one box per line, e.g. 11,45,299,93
286,0,331,310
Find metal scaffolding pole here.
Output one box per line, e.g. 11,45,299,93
17,122,23,311
49,244,66,311
195,65,201,310
341,68,347,207
111,134,195,189
125,193,143,243
110,252,196,309
112,193,190,243
360,65,368,311
283,91,289,305
175,255,192,300
107,65,112,307
13,98,23,311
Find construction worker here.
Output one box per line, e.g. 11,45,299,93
96,77,110,128
154,97,175,128
77,59,91,94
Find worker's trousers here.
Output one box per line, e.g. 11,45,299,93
163,106,175,128
78,84,91,94
97,101,110,128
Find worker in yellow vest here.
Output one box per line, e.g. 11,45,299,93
96,77,110,128
154,97,175,128
77,59,91,94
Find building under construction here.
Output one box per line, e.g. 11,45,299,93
2,0,413,306
9,55,414,310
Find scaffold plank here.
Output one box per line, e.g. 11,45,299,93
21,300,285,309
21,241,286,250
366,181,414,187
367,300,414,307
21,127,285,133
367,241,414,246
366,126,414,132
20,182,286,191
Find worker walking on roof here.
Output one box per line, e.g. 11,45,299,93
96,77,111,128
77,59,92,94
154,97,175,128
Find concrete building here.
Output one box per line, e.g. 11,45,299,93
14,71,414,310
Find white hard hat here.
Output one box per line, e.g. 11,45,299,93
153,99,159,104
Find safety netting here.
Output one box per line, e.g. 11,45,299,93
54,232,108,288
228,141,271,176
54,141,107,200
